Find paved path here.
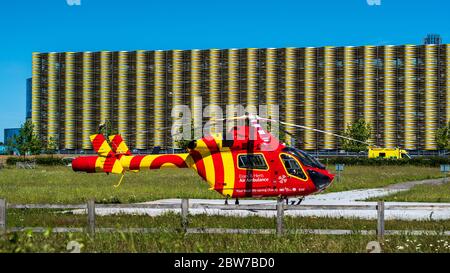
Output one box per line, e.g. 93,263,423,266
71,178,450,220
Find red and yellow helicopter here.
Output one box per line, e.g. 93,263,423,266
72,115,338,204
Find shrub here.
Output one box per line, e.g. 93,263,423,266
6,156,64,166
323,156,450,167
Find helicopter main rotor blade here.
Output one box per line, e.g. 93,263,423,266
256,116,370,146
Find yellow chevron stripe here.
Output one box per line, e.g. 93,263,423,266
117,142,129,154
139,155,155,169
184,154,196,170
197,139,215,188
221,147,235,197
98,140,112,157
111,160,124,174
95,157,106,172
119,156,133,170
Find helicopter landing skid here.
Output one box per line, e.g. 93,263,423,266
287,197,304,206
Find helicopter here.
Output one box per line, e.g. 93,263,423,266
72,114,350,205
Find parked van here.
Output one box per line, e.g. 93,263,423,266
368,148,411,159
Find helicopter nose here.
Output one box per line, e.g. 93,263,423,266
307,169,333,191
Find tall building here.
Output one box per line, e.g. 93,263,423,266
26,77,32,119
424,34,442,45
4,128,20,145
31,44,450,152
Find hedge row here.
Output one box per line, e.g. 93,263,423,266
322,156,450,167
5,155,450,167
6,156,65,166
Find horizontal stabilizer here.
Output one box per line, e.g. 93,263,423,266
89,134,114,157
109,134,131,155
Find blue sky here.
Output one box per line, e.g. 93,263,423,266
0,0,449,141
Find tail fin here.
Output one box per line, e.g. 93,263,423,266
89,134,115,157
109,134,132,155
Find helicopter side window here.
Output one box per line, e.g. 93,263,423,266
280,154,307,180
238,154,268,170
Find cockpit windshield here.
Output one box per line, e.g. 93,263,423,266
282,147,326,169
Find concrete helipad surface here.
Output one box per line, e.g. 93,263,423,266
70,178,450,220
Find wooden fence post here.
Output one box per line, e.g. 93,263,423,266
181,199,189,232
276,198,284,236
0,199,6,234
377,201,385,241
87,200,95,236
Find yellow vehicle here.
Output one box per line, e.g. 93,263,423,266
368,148,411,159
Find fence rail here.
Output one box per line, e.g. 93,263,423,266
1,198,450,239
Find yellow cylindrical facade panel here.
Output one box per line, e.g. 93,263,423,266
136,50,147,149
172,50,184,144
118,51,129,143
304,47,316,150
82,52,94,149
191,50,202,132
31,53,41,136
209,49,220,107
344,47,355,128
100,51,111,124
324,47,336,149
172,50,183,107
404,45,417,150
47,52,58,145
64,52,75,149
285,48,297,146
384,46,396,148
364,46,376,145
446,44,450,124
247,48,258,110
266,48,277,118
425,45,438,150
227,49,239,105
154,50,165,147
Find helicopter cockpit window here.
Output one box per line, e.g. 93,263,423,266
238,154,268,170
281,147,325,170
281,154,307,180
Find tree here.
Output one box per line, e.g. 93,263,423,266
341,118,371,152
10,120,43,156
174,119,195,150
45,136,58,155
436,122,450,150
98,120,118,137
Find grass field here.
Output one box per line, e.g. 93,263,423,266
2,211,450,253
7,210,450,231
1,164,449,253
2,231,450,253
373,181,450,202
0,165,444,204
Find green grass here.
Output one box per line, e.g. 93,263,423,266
325,165,443,192
1,230,450,253
372,180,450,203
1,165,449,253
6,210,450,231
3,210,450,253
0,165,444,204
0,166,217,204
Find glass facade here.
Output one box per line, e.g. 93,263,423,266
31,45,450,151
